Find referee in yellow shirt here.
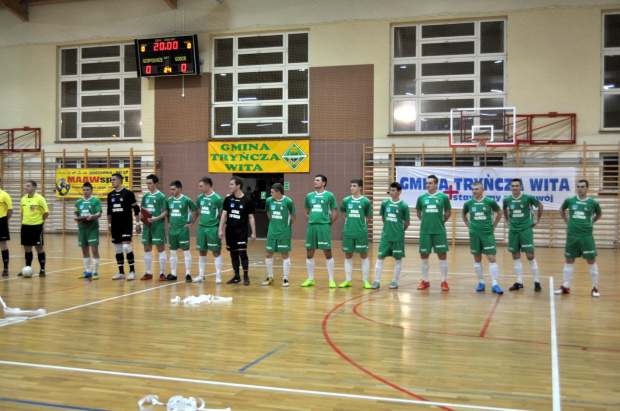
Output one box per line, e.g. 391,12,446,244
20,180,49,277
0,178,13,277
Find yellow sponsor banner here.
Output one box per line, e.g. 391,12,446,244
55,168,131,199
208,140,309,173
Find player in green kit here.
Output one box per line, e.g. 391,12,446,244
166,180,197,282
192,177,224,284
301,175,338,288
75,182,102,279
372,182,410,290
462,181,503,294
503,178,544,292
415,175,452,291
556,180,602,297
263,183,296,287
339,179,372,288
140,174,168,281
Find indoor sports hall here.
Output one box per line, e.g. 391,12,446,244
1,1,619,410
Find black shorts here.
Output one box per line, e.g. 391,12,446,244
0,217,10,242
111,222,133,244
21,224,44,246
226,228,248,251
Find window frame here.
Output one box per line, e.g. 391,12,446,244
601,12,620,130
390,19,507,135
211,32,310,138
57,43,141,142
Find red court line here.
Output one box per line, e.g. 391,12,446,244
353,297,620,353
322,293,455,411
479,294,503,337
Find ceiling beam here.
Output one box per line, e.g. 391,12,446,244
163,0,177,9
0,0,29,22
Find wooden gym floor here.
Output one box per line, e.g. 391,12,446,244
0,234,618,410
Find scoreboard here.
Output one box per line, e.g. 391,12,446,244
135,35,200,77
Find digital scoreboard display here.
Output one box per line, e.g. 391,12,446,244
135,34,200,77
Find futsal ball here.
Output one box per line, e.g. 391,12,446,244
21,266,34,278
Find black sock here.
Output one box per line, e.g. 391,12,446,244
116,253,125,274
127,251,135,272
239,250,249,275
38,252,46,271
25,251,33,267
2,249,9,269
230,250,240,277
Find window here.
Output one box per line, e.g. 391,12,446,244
391,20,506,134
603,13,620,129
211,32,309,138
601,153,619,191
393,153,504,166
58,43,141,141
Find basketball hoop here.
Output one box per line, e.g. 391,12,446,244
473,137,490,148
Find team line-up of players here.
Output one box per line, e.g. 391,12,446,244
0,174,602,297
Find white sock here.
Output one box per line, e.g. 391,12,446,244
144,251,153,274
474,262,484,283
283,258,291,280
489,262,499,286
199,256,207,276
589,262,599,288
344,258,353,282
374,259,384,282
266,258,274,278
393,260,402,282
93,258,100,273
529,258,539,283
439,259,448,282
159,251,167,274
83,257,91,272
215,255,223,276
326,258,335,282
306,258,315,281
184,250,192,275
420,259,429,282
513,258,523,284
170,250,178,275
562,263,574,288
361,258,370,282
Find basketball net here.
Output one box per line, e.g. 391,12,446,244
472,137,490,148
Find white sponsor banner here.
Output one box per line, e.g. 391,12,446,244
396,167,576,210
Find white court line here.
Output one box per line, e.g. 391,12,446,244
0,262,116,282
548,277,562,410
0,360,527,411
0,268,233,328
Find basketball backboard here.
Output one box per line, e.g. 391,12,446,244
449,107,517,147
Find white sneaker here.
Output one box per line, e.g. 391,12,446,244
112,273,125,280
193,275,205,283
282,279,290,287
215,276,222,284
126,272,135,281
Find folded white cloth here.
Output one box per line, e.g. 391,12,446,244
138,394,231,411
170,294,233,305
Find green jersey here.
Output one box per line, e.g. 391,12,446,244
340,195,372,238
415,192,451,235
561,196,601,236
167,195,197,233
503,193,540,233
266,195,296,240
141,191,168,230
196,192,223,227
304,191,337,225
74,196,102,228
463,196,500,235
380,198,410,241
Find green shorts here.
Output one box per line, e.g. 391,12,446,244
378,239,405,259
306,224,332,250
169,228,190,250
418,233,449,254
508,229,535,253
342,235,369,253
266,237,292,253
196,225,221,251
564,234,597,259
469,233,496,255
141,223,167,246
77,224,99,248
